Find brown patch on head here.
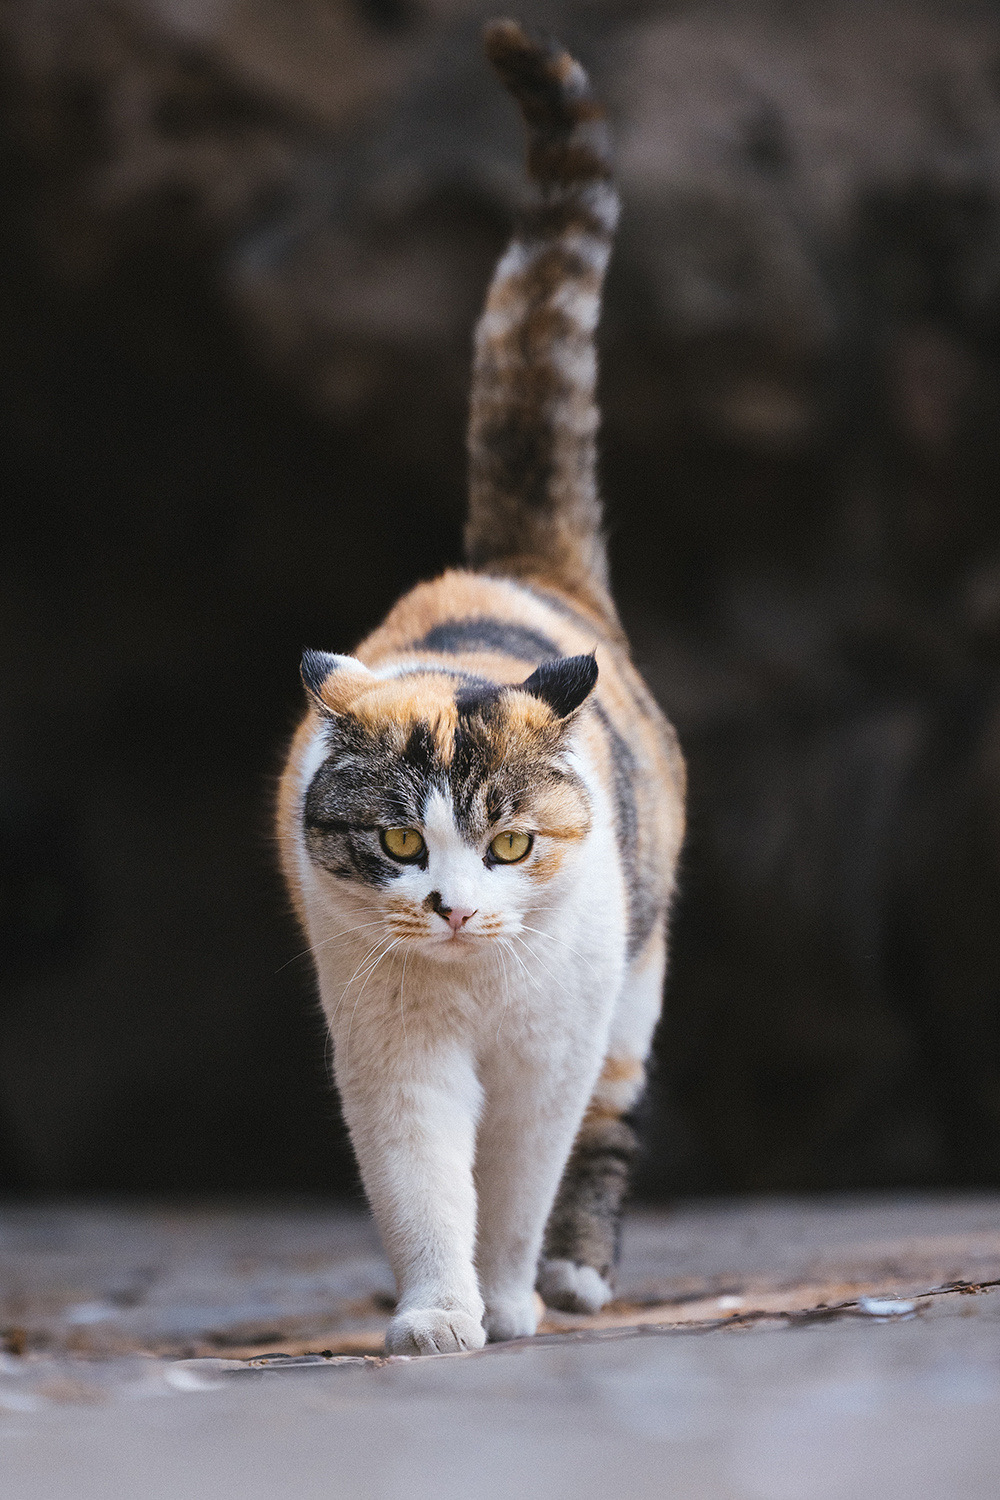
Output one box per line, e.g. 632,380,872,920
530,777,592,842
496,686,563,741
332,673,460,763
316,669,375,717
448,678,592,859
522,780,591,884
523,844,566,883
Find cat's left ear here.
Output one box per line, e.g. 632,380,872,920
518,653,598,719
301,650,373,714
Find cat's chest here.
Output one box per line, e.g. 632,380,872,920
308,892,625,1051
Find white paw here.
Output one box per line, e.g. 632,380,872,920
537,1258,613,1314
384,1308,486,1356
483,1294,539,1343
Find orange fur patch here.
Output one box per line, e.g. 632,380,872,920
600,1056,644,1085
580,1102,624,1127
332,673,460,763
531,780,591,842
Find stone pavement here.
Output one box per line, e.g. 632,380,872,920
1,1196,998,1498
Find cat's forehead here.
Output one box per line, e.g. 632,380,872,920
330,670,558,768
305,667,592,852
345,672,463,762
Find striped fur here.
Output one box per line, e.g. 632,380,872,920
277,21,685,1354
466,19,620,620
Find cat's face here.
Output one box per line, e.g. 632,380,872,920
301,653,596,956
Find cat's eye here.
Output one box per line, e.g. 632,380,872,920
380,827,426,862
489,831,533,864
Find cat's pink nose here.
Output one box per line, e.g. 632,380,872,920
445,906,477,931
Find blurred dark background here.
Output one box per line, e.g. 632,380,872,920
3,0,1000,1199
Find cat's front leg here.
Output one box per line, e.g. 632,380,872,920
335,1040,486,1355
474,1048,605,1343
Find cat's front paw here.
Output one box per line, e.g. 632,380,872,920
483,1294,539,1343
385,1308,486,1356
537,1258,612,1315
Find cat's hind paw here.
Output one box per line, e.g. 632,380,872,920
537,1258,612,1315
384,1308,486,1356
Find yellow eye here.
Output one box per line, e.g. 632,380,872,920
380,827,426,862
489,831,533,864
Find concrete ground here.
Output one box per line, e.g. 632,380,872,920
1,1196,998,1499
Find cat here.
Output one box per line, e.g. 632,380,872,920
277,18,685,1355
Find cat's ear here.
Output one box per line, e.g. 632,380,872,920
300,650,373,715
518,653,598,719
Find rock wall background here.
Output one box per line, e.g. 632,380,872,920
4,0,1000,1195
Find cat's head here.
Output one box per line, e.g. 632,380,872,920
299,649,597,955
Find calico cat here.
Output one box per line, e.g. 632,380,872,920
277,18,685,1355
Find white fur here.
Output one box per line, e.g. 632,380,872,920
323,654,372,678
536,1258,612,1315
296,731,648,1354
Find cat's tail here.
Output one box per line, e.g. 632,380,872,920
466,19,620,619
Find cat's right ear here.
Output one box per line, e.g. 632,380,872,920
300,650,373,715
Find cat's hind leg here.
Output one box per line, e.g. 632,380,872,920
537,925,667,1314
535,1066,642,1313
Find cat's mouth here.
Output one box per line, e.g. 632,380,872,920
387,920,505,952
386,895,507,945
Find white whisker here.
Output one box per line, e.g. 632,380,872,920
510,931,570,996
518,923,599,975
501,935,540,995
495,942,511,1044
497,939,533,1043
276,919,388,973
345,939,401,1066
399,945,409,1046
328,936,391,1028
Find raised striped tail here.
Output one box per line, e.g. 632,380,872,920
465,19,620,615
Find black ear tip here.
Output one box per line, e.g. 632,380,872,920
301,648,336,696
519,652,598,719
